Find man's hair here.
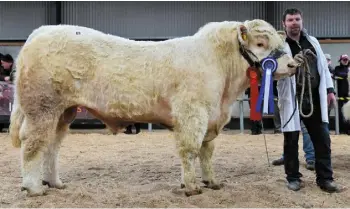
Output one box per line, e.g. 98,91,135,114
1,54,13,63
282,8,303,22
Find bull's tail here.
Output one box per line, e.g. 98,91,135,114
9,102,25,148
342,101,350,121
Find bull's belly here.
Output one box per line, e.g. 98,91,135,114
86,107,174,132
73,95,175,132
69,92,228,133
63,102,229,135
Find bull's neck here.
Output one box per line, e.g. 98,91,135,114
207,37,253,104
223,55,251,105
227,71,250,105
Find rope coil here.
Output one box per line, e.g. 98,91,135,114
295,49,317,118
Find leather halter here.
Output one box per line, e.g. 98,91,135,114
239,41,286,81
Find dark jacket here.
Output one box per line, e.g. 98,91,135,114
328,65,335,75
334,64,350,98
0,65,15,82
273,80,278,97
334,64,349,79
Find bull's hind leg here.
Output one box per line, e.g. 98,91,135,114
173,105,208,196
199,131,222,190
42,124,68,189
42,107,76,189
19,116,58,196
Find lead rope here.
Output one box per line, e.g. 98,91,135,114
260,120,270,166
296,49,317,118
282,49,317,129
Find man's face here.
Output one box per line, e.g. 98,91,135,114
341,58,349,66
0,60,12,70
283,14,303,37
327,59,332,65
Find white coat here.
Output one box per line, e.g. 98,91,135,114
277,31,334,132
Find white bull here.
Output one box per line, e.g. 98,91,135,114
10,19,297,196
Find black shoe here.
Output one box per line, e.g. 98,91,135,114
272,158,284,166
256,121,262,134
251,120,262,135
318,181,340,193
287,181,301,191
124,124,142,135
251,130,261,135
305,161,315,171
124,125,133,134
274,129,282,134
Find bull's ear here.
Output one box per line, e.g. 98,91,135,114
237,24,249,46
277,30,286,41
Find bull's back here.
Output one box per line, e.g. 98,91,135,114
16,25,220,115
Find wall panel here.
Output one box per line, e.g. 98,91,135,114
0,1,55,40
62,1,266,38
0,2,349,40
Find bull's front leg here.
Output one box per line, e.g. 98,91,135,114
199,131,222,190
173,105,208,196
199,106,232,190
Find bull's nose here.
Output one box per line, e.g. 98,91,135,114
287,64,296,68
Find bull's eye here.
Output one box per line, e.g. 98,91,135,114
257,43,264,47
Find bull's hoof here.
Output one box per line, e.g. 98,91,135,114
202,180,223,190
21,186,47,197
185,188,202,197
181,183,204,196
42,180,66,189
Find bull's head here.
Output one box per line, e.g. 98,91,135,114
237,20,298,80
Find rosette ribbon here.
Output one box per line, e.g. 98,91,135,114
248,67,262,121
256,57,277,115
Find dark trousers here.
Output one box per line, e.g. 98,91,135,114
273,100,281,131
283,102,333,185
125,123,141,134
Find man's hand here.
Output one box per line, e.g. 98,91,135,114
4,76,10,82
294,53,305,65
327,93,336,108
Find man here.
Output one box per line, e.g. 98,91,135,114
272,120,315,171
277,8,340,192
333,54,350,134
0,54,15,82
324,54,335,75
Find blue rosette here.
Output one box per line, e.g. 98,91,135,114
256,57,277,115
